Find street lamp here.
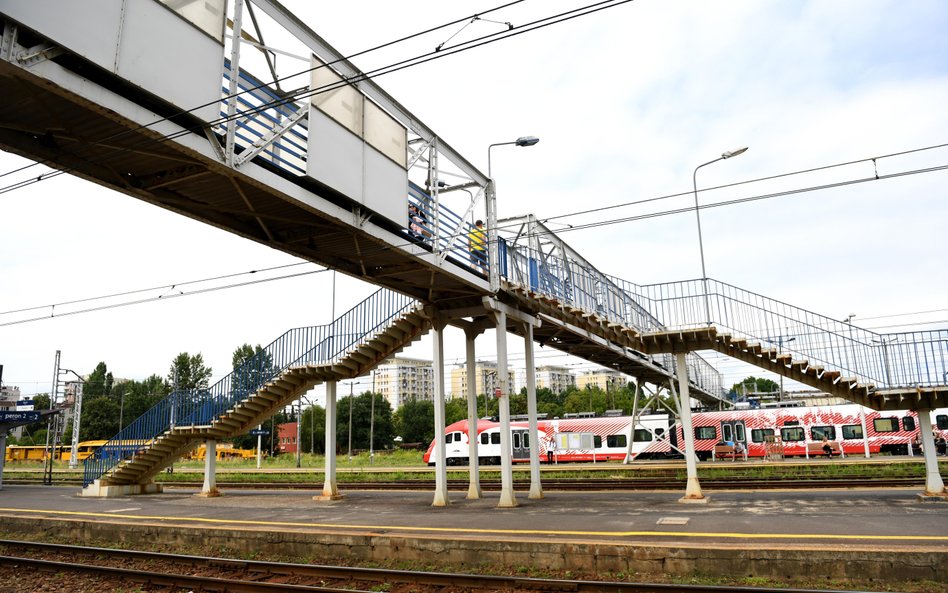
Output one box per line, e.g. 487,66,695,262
692,146,748,324
871,336,898,387
768,333,796,402
486,136,540,291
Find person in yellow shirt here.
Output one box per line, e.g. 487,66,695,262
468,219,487,271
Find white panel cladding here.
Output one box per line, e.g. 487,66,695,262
0,0,223,123
307,107,364,201
117,0,222,123
307,56,407,225
364,146,407,225
0,0,122,68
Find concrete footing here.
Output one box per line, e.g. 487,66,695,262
79,480,163,498
313,493,345,502
916,492,948,503
677,495,710,504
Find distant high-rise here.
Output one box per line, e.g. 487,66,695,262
374,357,435,410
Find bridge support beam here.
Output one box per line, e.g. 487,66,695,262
0,430,6,491
916,409,946,499
675,353,707,503
196,439,221,497
495,309,518,508
316,381,343,501
431,321,450,507
524,322,543,500
464,328,483,500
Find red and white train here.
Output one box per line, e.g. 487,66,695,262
423,404,948,466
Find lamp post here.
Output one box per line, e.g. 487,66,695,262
692,146,748,324
770,333,796,402
871,336,898,387
486,136,539,291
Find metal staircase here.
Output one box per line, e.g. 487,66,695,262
82,288,429,490
498,219,947,411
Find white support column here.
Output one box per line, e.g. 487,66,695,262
524,323,543,499
675,353,706,503
432,323,450,507
916,409,946,498
623,380,641,464
465,329,482,500
316,381,342,501
495,310,517,507
197,439,221,497
859,407,871,459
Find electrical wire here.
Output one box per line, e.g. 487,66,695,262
0,0,629,197
0,0,530,183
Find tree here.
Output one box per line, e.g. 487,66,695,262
394,399,434,445
299,404,326,454
84,362,113,397
168,352,213,391
111,374,170,429
231,343,275,396
336,392,394,451
730,376,779,400
80,395,120,440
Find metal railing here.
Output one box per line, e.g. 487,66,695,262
501,244,722,399
627,278,948,389
83,288,417,486
407,182,487,276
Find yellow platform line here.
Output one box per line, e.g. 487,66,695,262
1,508,946,542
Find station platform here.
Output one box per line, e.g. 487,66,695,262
0,484,945,584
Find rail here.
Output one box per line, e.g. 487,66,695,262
83,288,416,486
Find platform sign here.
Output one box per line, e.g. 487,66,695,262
0,411,40,423
554,432,595,451
249,429,269,436
15,399,34,412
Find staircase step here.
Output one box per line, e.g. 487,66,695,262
775,353,792,364
821,370,840,381
746,343,762,354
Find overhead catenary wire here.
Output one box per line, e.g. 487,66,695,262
0,0,631,196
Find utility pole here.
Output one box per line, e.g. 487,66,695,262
347,381,353,463
296,398,302,468
43,350,61,486
369,371,376,465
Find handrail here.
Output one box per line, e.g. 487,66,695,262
500,243,722,399
83,288,416,486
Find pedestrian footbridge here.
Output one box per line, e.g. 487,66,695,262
0,1,944,501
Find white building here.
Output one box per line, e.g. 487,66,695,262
535,365,575,394
374,357,434,410
575,369,628,392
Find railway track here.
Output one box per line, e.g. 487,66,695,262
0,540,872,593
3,476,924,489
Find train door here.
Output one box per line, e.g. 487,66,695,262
512,429,530,460
721,420,747,449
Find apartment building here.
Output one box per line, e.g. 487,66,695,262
575,369,627,392
374,357,435,410
449,360,522,398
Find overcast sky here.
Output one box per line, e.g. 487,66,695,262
2,0,947,404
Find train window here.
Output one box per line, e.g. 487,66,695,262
721,425,733,442
593,435,602,449
523,433,530,448
874,418,898,433
480,433,489,445
751,428,774,443
842,424,863,439
490,433,501,445
632,429,653,442
811,426,836,440
735,424,746,442
607,434,627,448
937,415,948,430
694,426,717,440
513,433,521,449
454,432,463,443
902,417,916,432
780,427,805,442
446,433,454,444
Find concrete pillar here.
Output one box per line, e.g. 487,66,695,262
197,439,221,497
675,353,706,503
916,409,946,498
623,381,641,464
315,381,342,501
464,329,482,500
432,323,450,507
859,407,871,459
495,310,517,508
524,323,543,500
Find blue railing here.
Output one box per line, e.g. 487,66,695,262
407,182,487,276
83,288,417,486
500,244,722,399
